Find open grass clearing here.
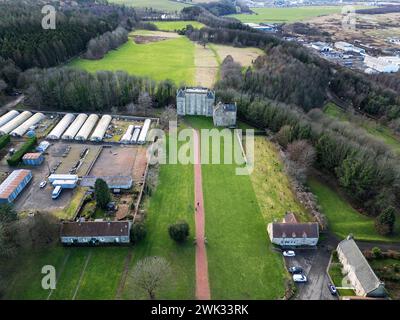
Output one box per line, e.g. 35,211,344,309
229,6,344,24
194,43,219,88
109,0,189,12
70,34,195,85
185,116,287,299
308,177,400,242
151,20,205,31
209,44,264,68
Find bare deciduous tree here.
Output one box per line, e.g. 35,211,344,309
287,140,316,170
159,106,177,130
129,256,172,300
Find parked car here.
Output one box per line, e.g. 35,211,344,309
288,266,303,274
39,181,47,188
283,250,295,257
328,283,337,295
293,274,307,283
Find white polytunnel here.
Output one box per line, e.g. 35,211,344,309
137,119,151,144
47,113,75,140
0,110,19,128
61,113,88,140
120,125,134,144
90,114,112,142
10,112,46,137
0,111,33,135
75,114,99,141
131,126,141,144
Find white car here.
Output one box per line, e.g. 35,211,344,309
293,274,307,283
39,181,47,188
283,250,295,257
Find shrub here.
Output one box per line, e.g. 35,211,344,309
0,134,10,150
168,220,189,243
94,178,111,209
375,206,396,235
130,223,147,244
7,136,37,166
371,247,382,259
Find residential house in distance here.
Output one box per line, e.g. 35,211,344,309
176,87,215,116
267,212,319,247
336,236,387,298
213,102,237,127
60,221,131,245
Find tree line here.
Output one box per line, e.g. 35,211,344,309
216,56,400,230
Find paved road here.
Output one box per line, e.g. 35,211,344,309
286,234,339,300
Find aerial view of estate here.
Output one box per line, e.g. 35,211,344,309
1,0,400,312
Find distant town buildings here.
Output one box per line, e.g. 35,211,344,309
364,55,400,73
213,102,237,127
176,87,215,116
334,41,365,55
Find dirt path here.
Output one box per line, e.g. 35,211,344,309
193,129,211,300
194,43,219,88
115,250,133,300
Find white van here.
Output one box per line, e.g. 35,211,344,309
52,186,62,199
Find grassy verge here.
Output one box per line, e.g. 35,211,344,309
308,177,400,242
54,187,87,220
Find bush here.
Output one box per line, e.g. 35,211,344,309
371,247,382,259
0,134,10,150
375,206,396,235
168,220,189,243
7,136,37,166
130,223,147,244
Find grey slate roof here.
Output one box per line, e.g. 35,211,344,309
271,222,319,238
337,238,383,294
61,221,130,237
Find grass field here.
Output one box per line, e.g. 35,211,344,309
109,0,189,11
70,35,195,85
229,6,344,24
5,246,131,300
151,20,205,31
324,103,400,155
185,116,287,299
308,177,400,242
123,133,196,300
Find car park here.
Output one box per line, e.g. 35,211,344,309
288,266,303,274
283,250,295,257
293,274,307,283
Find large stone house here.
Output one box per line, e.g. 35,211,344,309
267,213,319,247
60,221,131,245
176,87,215,116
213,102,237,127
336,236,387,298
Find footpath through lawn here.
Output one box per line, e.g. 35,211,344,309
186,116,287,299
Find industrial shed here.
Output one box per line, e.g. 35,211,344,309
0,169,32,203
120,125,134,144
0,111,32,135
137,119,151,144
22,153,44,166
47,113,75,140
75,114,99,141
90,114,112,142
10,112,46,137
0,110,19,128
61,113,88,140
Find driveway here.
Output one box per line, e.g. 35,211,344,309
284,234,339,300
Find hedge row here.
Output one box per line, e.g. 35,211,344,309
0,134,10,150
7,136,37,166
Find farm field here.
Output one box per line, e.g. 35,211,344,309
185,116,287,299
123,133,196,299
151,20,205,31
109,0,189,11
70,34,195,85
210,44,264,68
229,6,344,24
308,177,400,242
324,103,400,155
4,246,131,300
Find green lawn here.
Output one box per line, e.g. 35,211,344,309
323,103,400,155
328,263,344,287
123,133,196,299
308,177,400,242
151,20,205,31
109,0,189,12
69,35,195,85
4,246,131,300
229,6,344,24
186,116,287,299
